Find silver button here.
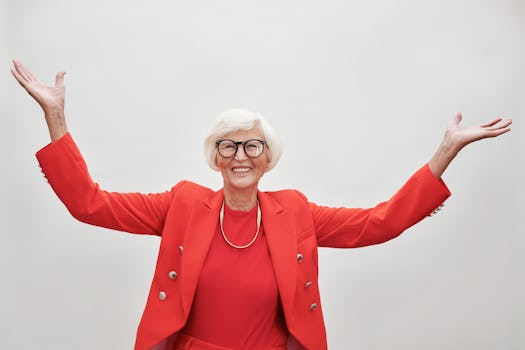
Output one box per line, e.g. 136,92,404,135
429,203,445,216
297,253,303,262
309,303,317,311
178,246,184,254
168,271,177,280
304,281,312,289
159,291,167,301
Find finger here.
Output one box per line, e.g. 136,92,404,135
55,71,66,87
481,118,502,128
487,118,512,131
13,60,33,83
24,67,38,81
10,68,30,89
487,126,511,137
12,60,30,83
19,61,39,82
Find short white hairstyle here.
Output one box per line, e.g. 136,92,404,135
204,108,283,172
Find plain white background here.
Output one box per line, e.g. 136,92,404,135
1,0,524,349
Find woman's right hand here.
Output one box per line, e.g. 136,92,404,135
11,60,69,141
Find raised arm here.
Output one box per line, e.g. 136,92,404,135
428,113,512,178
312,113,511,248
11,60,177,235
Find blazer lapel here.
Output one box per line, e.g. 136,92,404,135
258,191,298,319
181,189,223,316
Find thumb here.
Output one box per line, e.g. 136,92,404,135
454,112,462,124
448,112,462,128
55,71,66,87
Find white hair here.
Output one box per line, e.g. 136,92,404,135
204,108,283,172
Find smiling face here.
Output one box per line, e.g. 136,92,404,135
216,127,270,192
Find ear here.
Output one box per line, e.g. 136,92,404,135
264,158,271,173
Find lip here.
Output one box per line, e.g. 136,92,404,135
231,167,252,176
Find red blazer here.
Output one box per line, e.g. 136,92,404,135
36,133,451,350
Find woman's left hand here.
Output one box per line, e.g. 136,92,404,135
428,113,512,178
444,113,512,152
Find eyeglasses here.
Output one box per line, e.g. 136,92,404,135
216,139,266,158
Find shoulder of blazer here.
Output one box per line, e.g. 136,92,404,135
168,180,219,208
261,189,309,206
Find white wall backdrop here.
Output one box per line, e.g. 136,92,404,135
1,0,524,349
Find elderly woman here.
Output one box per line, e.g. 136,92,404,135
11,60,511,350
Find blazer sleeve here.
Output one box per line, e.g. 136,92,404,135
308,164,451,248
36,132,181,236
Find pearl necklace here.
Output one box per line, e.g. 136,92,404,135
219,201,261,249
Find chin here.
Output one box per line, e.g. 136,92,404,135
227,177,258,190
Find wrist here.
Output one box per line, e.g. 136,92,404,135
44,106,65,120
440,134,463,157
428,138,460,178
44,110,69,142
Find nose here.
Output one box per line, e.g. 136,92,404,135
234,146,248,160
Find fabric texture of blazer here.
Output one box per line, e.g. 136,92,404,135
36,133,451,350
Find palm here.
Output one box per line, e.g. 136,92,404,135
445,113,512,150
11,60,66,113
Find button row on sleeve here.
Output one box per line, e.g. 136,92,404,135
429,203,445,217
39,166,49,183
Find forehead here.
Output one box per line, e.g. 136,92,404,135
222,127,264,141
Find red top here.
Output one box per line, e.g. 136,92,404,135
181,203,289,349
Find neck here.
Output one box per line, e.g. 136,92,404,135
223,186,258,211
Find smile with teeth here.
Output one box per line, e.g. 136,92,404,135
232,167,251,174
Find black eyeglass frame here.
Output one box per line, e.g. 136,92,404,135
215,139,267,158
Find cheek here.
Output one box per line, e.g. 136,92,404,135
257,159,270,174
215,154,227,171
